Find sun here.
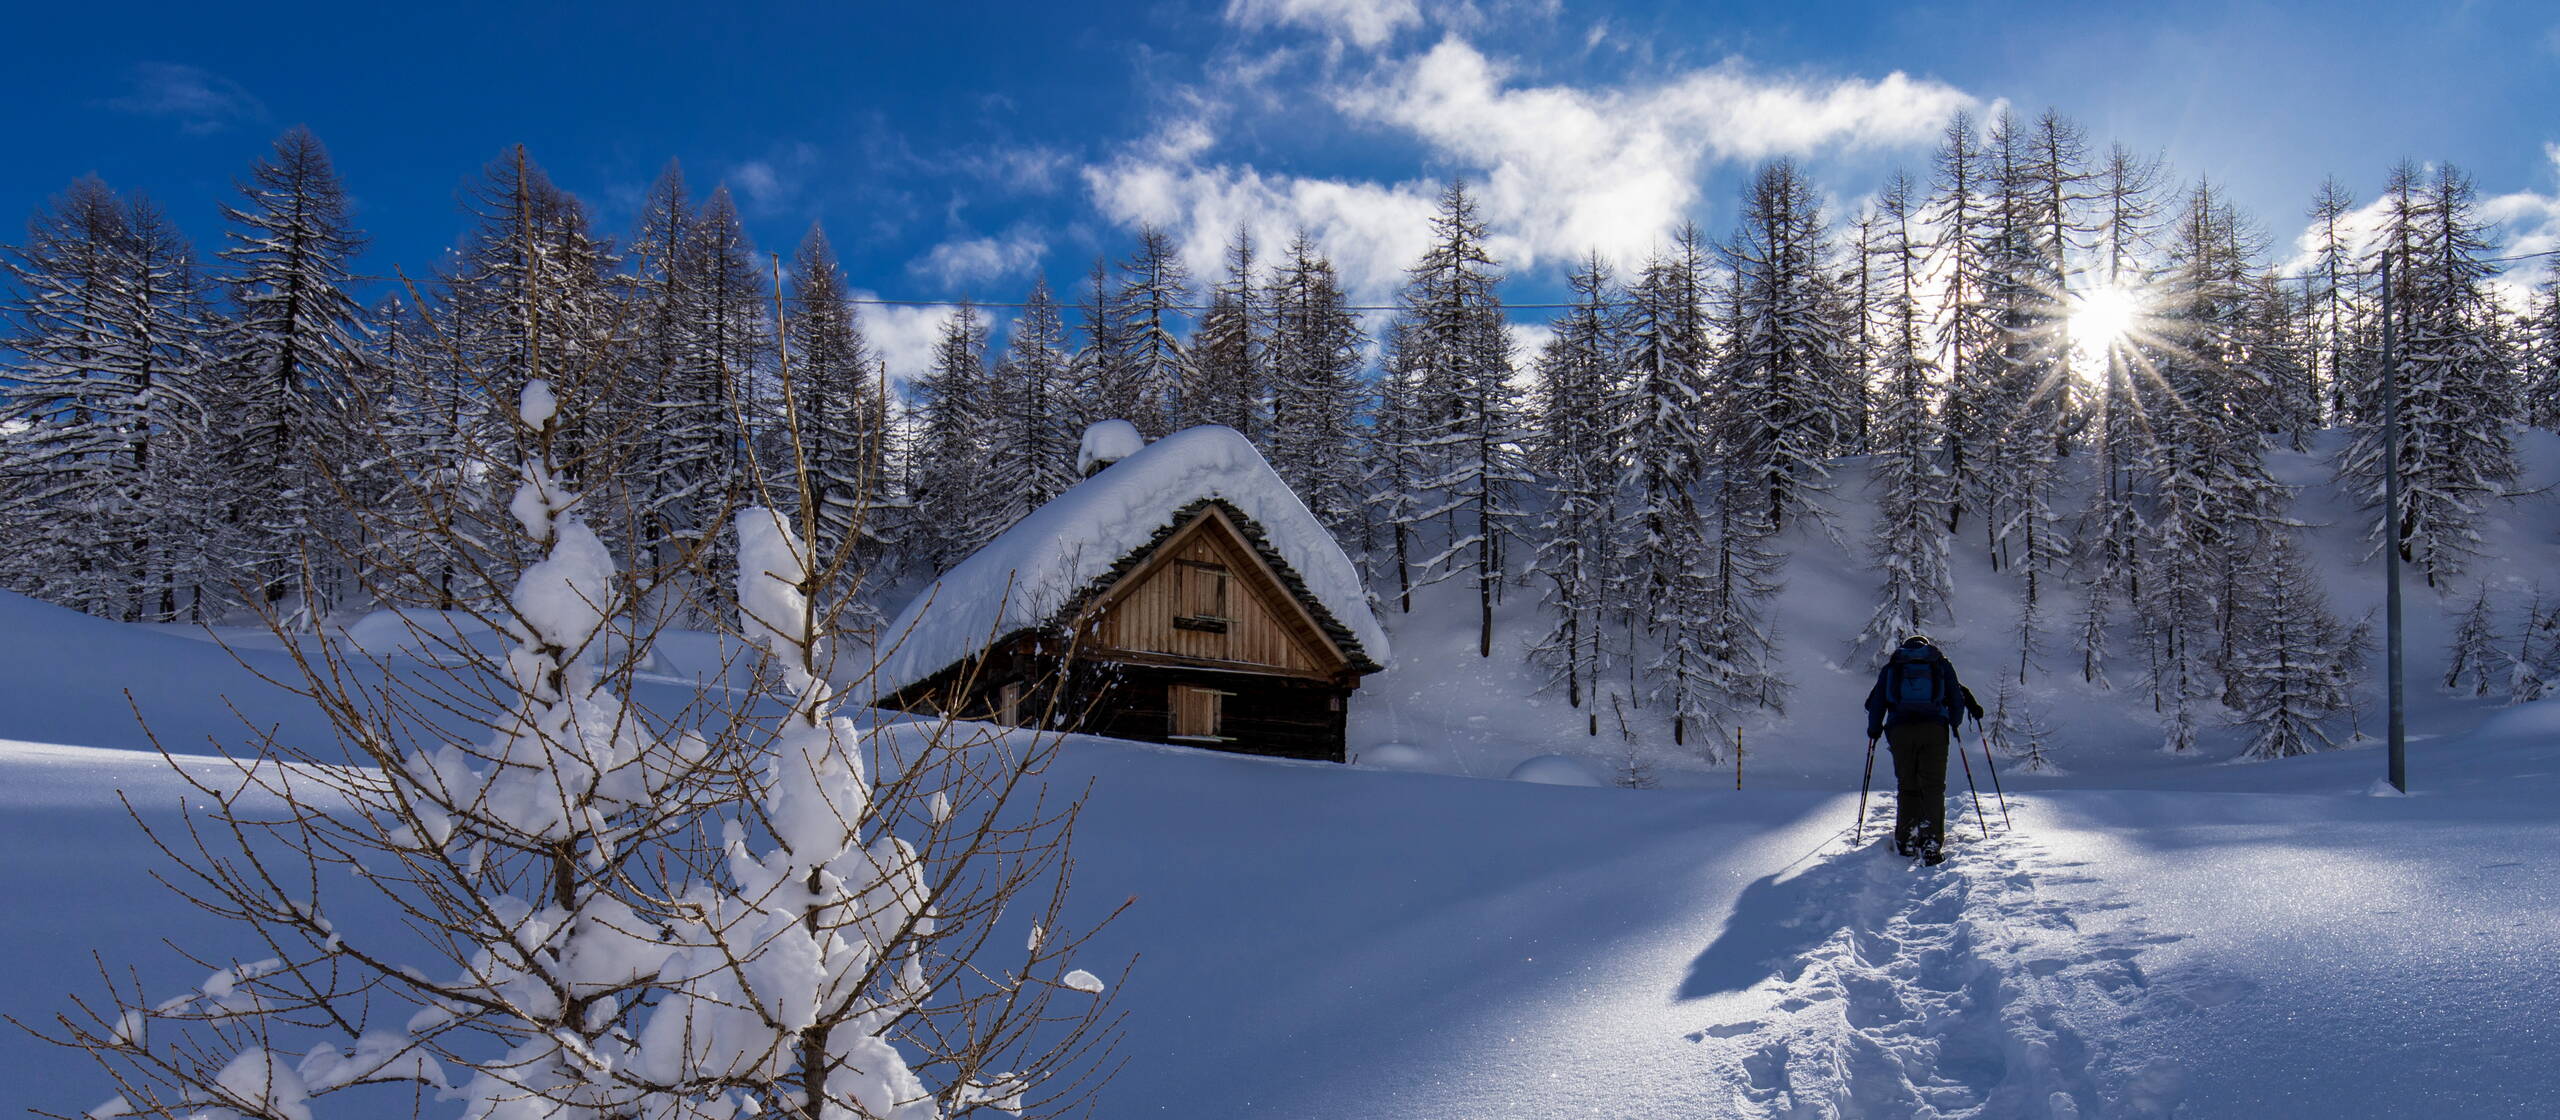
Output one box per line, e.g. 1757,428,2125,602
2065,284,2147,384
2069,285,2143,357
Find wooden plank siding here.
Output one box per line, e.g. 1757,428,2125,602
1083,509,1345,679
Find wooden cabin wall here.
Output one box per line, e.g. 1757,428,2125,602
1071,664,1350,762
1092,533,1328,674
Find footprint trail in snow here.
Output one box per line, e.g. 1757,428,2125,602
1690,798,2210,1119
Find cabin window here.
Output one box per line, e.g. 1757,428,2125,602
1173,560,1230,633
1168,684,1230,741
999,682,1025,727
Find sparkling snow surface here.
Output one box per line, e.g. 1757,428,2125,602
7,430,2560,1115
872,424,1389,693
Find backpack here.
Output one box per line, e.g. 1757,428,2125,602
1887,649,1946,719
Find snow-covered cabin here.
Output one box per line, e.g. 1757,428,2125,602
875,424,1389,761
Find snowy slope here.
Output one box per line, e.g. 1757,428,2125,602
5,431,2560,1116
8,709,2558,1116
1352,428,2560,788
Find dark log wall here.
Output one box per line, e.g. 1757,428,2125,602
1074,663,1351,762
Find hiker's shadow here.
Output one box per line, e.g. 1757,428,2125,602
1677,842,1897,1001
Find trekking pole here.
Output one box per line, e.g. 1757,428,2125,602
1952,723,1991,841
1975,715,2011,828
1852,736,1878,845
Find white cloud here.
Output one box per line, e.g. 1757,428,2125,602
1084,153,1442,306
2480,142,2560,303
856,296,958,386
1084,35,1973,300
104,63,266,135
912,227,1050,289
1225,0,1423,50
1334,37,1974,273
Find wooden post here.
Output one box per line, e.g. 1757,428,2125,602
1734,726,1744,789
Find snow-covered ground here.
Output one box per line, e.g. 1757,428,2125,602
3,432,2557,1115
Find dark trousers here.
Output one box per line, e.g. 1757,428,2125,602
1886,722,1950,855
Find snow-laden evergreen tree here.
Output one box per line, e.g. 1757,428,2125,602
1111,228,1192,435
1719,160,1856,535
2443,587,2503,698
1364,319,1425,612
0,178,218,620
2237,272,2317,449
1186,227,1265,437
343,293,488,610
784,223,887,564
2335,162,2517,586
1857,173,1956,661
984,277,1080,524
1526,253,1628,722
667,184,771,589
1929,110,2001,537
1613,227,1730,746
909,303,995,568
2132,180,2291,751
2228,533,2358,759
1390,179,1528,657
213,126,371,623
2509,590,2560,705
2303,177,2370,426
2073,144,2166,685
1264,232,1367,539
1068,256,1131,433
2529,275,2560,432
1974,110,2075,598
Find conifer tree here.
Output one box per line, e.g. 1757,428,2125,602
1069,256,1131,432
910,303,994,567
1929,110,2000,535
2443,587,2502,698
2335,162,2517,586
2304,177,2369,426
1858,173,1955,661
1187,227,1265,437
1718,159,1855,535
2229,534,2359,759
1112,228,1192,435
213,126,371,623
1,179,217,620
783,224,885,562
1392,180,1527,658
1526,253,1627,718
2528,275,2560,432
984,278,1079,523
1264,233,1367,538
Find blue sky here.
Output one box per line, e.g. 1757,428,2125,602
9,0,2560,372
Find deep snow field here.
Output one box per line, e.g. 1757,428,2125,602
4,432,2559,1117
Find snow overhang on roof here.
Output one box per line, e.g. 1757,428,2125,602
872,425,1391,695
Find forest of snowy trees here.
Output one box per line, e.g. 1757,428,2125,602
9,110,2560,761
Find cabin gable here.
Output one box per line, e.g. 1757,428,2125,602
1079,507,1348,680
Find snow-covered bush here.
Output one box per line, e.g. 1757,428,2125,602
38,381,1124,1118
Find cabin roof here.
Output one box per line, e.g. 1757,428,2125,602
872,425,1391,695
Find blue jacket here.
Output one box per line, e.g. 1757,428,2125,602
1864,647,1983,738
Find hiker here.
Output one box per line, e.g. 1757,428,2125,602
1863,635,1985,864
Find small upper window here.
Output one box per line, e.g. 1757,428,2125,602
1174,560,1230,633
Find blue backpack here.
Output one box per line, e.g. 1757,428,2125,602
1887,648,1946,718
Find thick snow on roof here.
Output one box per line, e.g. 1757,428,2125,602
1077,419,1145,476
874,425,1389,693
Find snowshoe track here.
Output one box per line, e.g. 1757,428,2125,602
1699,799,2194,1119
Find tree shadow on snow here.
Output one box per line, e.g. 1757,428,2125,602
1677,841,1904,1000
